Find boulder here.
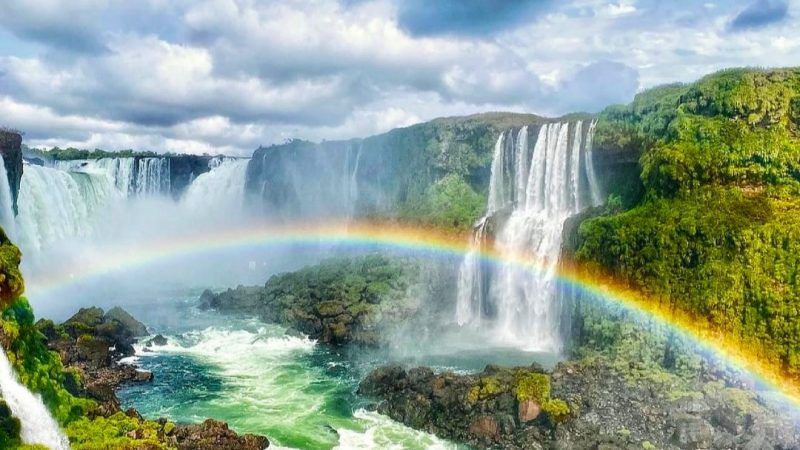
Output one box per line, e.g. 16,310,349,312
671,415,714,449
170,418,269,450
149,334,168,346
518,399,541,423
104,307,148,337
469,416,499,441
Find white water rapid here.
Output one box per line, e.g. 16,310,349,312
0,346,70,449
456,120,603,352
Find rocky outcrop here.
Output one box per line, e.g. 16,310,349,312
0,130,23,214
36,306,152,414
359,358,800,449
200,255,427,345
168,418,269,450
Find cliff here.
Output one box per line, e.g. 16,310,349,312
0,131,23,214
167,155,216,198
245,112,601,227
570,67,800,381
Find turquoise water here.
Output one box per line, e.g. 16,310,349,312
117,295,455,449
118,294,553,449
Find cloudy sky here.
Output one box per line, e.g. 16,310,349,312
0,0,798,155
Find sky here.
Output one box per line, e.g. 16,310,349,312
0,0,798,156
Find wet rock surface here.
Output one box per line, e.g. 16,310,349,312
0,130,23,214
359,358,800,449
199,255,428,345
36,306,152,413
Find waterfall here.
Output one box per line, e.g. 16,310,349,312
181,159,249,213
344,143,362,220
136,158,170,196
55,158,137,196
0,346,70,449
54,157,170,197
16,164,117,251
584,120,604,206
456,120,603,352
0,156,17,240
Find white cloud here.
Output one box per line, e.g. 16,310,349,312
0,0,797,155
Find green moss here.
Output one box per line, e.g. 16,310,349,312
541,399,570,420
515,373,550,403
466,376,504,405
1,298,95,424
514,372,570,420
65,412,168,450
0,228,24,309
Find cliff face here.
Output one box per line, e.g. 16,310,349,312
0,131,23,214
245,112,611,226
167,155,214,198
572,67,800,382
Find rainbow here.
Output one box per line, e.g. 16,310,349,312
24,220,800,407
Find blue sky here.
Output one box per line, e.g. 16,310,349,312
0,0,797,155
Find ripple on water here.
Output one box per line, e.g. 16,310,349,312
119,318,459,449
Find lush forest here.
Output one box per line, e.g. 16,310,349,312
577,68,800,379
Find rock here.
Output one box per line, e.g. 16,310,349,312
134,370,154,382
171,418,269,450
65,307,106,329
104,307,148,337
671,415,714,449
149,334,168,346
75,335,111,369
518,399,541,423
469,416,499,441
360,357,800,450
358,364,407,396
0,130,23,214
168,155,215,199
197,255,427,346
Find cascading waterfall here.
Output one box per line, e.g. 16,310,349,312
0,346,70,449
136,157,170,196
16,164,118,252
55,158,137,196
0,156,18,240
181,159,249,213
54,157,170,197
456,120,603,352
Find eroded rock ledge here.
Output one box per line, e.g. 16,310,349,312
199,255,430,345
359,358,800,450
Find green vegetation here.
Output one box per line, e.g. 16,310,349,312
31,147,159,161
65,413,169,450
0,229,24,309
514,373,570,420
1,298,94,424
577,67,800,380
400,174,486,229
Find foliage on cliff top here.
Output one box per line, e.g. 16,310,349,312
595,67,800,197
575,68,800,382
264,254,419,315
